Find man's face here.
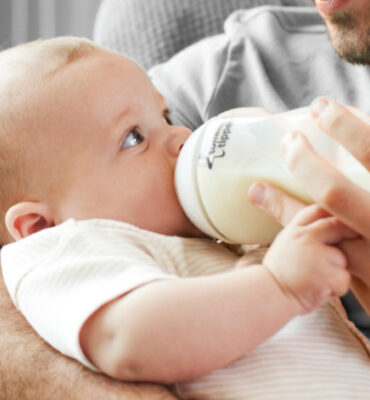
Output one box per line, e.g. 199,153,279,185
43,49,203,238
313,0,370,64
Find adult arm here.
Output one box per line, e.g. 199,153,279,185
248,98,370,312
0,272,177,400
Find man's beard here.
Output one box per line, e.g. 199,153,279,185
328,11,370,65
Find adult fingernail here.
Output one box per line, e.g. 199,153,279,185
249,183,265,205
311,98,329,118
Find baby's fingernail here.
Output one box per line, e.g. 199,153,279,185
311,98,329,118
249,183,265,205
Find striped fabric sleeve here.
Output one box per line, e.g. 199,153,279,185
1,219,177,369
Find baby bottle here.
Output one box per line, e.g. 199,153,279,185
175,107,370,244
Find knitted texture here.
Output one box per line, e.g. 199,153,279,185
93,0,312,70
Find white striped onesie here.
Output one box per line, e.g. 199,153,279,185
2,218,370,399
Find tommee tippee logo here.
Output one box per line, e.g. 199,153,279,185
199,121,232,169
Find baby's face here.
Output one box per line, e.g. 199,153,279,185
48,49,202,238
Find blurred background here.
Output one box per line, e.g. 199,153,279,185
0,0,101,49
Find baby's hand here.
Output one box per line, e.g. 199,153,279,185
263,205,358,314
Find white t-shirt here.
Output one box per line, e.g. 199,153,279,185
2,218,370,399
149,6,370,131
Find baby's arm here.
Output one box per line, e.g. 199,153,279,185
80,206,354,384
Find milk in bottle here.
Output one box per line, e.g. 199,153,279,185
175,107,370,244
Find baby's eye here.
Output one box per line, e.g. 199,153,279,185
121,128,145,149
163,110,172,125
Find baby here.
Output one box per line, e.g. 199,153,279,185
1,37,369,399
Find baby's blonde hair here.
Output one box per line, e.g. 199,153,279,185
0,37,99,246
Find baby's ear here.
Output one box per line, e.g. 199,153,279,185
5,202,54,241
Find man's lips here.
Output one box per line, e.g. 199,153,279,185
315,0,353,13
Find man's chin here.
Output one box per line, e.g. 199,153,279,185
328,25,370,65
313,0,370,65
335,46,370,66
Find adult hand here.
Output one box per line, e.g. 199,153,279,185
283,98,370,236
248,98,370,312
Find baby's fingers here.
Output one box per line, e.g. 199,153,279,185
290,204,330,226
329,261,351,296
307,216,360,245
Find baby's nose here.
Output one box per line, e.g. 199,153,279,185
168,126,191,156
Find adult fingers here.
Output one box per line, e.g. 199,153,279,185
351,276,370,315
311,98,370,170
340,238,370,281
248,182,306,227
341,238,370,315
282,131,370,238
